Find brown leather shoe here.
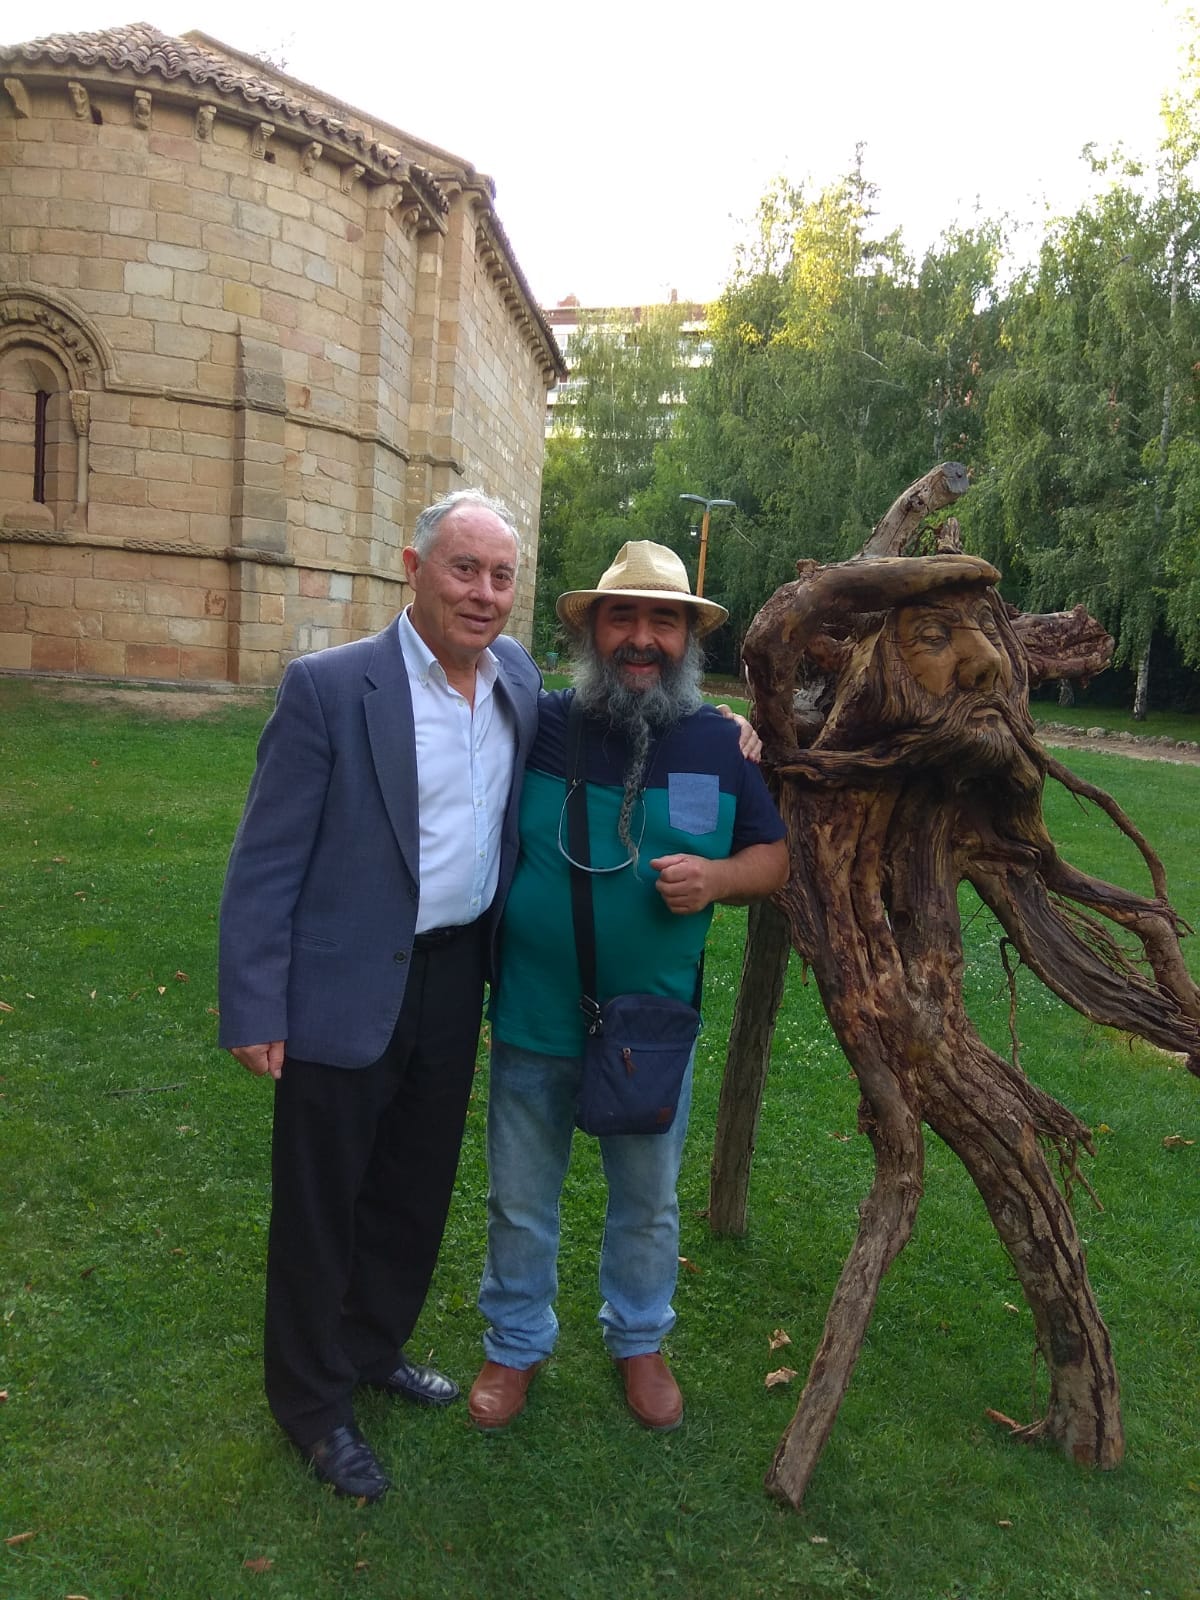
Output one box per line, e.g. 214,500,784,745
467,1360,544,1430
616,1352,683,1431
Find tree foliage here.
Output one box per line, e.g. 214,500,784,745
535,36,1200,703
532,304,696,654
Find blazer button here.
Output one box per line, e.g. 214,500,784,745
394,950,407,964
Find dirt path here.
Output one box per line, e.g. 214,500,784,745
1036,724,1200,767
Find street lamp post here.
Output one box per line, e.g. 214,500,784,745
679,494,735,597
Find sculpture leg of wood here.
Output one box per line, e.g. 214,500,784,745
924,1057,1124,1467
764,1087,925,1509
709,898,791,1237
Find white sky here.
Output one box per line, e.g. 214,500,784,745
6,0,1195,307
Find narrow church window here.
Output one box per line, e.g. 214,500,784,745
33,390,49,502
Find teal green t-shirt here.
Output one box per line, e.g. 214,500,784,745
491,691,785,1057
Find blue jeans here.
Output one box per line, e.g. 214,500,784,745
478,1037,696,1367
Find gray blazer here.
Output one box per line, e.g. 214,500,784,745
218,624,542,1068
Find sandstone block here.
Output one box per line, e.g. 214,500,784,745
26,603,102,638
127,642,180,678
224,281,261,317
77,637,128,675
99,611,168,652
31,634,78,672
167,614,226,647
180,644,228,680
74,577,145,612
14,573,73,607
0,631,34,669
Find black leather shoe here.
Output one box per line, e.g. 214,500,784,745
367,1352,460,1408
301,1425,390,1501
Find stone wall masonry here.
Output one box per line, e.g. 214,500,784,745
1,37,559,684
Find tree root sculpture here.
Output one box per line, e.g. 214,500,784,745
713,464,1200,1509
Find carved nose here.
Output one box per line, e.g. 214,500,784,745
956,630,1004,693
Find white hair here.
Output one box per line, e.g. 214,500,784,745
410,488,521,567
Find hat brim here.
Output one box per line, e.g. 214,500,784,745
556,586,728,637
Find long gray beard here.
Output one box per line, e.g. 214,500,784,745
572,633,705,864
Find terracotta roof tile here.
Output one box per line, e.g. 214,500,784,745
0,22,425,182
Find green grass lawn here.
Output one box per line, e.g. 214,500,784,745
1,676,1197,1600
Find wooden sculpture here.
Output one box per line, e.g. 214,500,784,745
711,465,1200,1509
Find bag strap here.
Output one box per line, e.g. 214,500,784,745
564,691,704,1025
565,694,603,1033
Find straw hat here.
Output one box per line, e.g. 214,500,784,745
556,541,728,637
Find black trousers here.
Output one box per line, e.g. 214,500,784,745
263,923,485,1446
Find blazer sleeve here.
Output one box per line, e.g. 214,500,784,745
217,657,333,1049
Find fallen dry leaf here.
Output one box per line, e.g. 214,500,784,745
1162,1134,1195,1148
1002,1302,1021,1315
0,1389,8,1401
997,1519,1013,1528
769,1328,792,1351
354,1560,370,1572
677,1255,700,1274
1095,1123,1112,1135
156,986,166,996
809,1535,828,1545
174,970,189,983
4,1531,36,1547
765,1367,798,1388
0,1001,13,1013
206,1006,220,1016
985,1408,1022,1432
243,1557,273,1573
826,1131,852,1142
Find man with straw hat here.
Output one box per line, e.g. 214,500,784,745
469,541,789,1434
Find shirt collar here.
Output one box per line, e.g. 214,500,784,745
397,607,499,692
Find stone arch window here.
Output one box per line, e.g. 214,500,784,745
0,291,108,535
0,349,77,529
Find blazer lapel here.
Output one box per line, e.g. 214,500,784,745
494,649,539,762
364,626,420,885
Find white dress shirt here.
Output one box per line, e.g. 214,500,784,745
397,608,517,933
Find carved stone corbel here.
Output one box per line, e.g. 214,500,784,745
195,103,216,140
3,77,32,118
250,122,275,159
69,390,91,438
69,389,91,508
67,81,90,120
301,141,323,175
133,89,151,128
341,163,365,194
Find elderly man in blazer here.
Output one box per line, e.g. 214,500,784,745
219,489,541,1501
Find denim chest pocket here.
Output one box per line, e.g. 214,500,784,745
668,772,719,835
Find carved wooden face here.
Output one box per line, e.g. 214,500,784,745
892,592,1013,705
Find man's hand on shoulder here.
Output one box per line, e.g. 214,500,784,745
231,1041,285,1080
716,704,763,764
